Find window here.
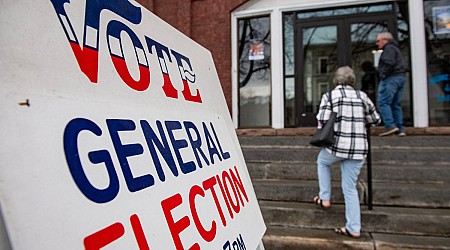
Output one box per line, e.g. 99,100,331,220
318,57,328,74
424,0,450,125
238,16,271,127
283,13,295,127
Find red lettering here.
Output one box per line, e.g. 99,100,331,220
216,174,234,219
69,43,99,83
203,176,227,226
111,57,150,91
162,73,178,98
229,166,249,207
190,185,216,242
130,214,151,250
84,222,125,250
161,193,199,250
52,2,204,102
181,79,202,103
222,171,241,214
107,20,150,91
145,37,179,99
50,0,142,83
158,167,250,249
171,49,202,103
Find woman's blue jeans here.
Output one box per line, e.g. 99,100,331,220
317,148,365,234
377,75,406,132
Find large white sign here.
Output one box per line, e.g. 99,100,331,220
0,0,266,249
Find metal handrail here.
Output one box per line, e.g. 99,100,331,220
367,126,373,210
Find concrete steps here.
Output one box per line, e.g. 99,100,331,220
247,162,450,185
264,226,450,250
253,179,450,208
242,146,450,165
248,162,450,208
239,135,450,249
261,201,450,237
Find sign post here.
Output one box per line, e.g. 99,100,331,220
0,0,266,249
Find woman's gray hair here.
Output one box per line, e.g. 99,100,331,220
333,66,355,86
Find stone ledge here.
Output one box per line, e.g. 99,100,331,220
236,127,450,137
263,226,450,250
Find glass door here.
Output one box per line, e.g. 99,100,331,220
295,14,395,126
296,23,340,126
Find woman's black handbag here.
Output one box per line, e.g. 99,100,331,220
310,91,337,147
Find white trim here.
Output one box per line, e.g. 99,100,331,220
408,0,429,127
231,10,273,129
231,14,239,128
233,0,393,16
233,9,273,18
271,10,285,128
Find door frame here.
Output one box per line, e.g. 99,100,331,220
294,7,397,127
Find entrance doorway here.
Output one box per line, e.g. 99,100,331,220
294,5,398,126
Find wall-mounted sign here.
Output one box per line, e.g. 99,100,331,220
0,0,266,249
249,40,265,60
433,6,450,34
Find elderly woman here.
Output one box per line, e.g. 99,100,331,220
313,66,380,238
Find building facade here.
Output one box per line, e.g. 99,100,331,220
140,0,450,129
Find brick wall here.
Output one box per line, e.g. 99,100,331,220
137,0,249,112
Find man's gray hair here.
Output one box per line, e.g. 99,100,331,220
333,66,355,87
378,31,394,41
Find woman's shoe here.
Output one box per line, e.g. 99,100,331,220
313,196,331,209
334,227,361,239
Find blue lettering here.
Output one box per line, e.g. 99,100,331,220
165,121,196,174
223,234,246,250
141,120,178,181
171,49,202,103
203,122,222,164
49,0,142,82
145,37,178,98
210,122,231,160
236,234,246,250
223,241,231,250
63,118,119,203
106,20,150,91
107,119,155,192
184,121,210,168
63,118,231,203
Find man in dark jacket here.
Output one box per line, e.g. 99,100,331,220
376,32,406,137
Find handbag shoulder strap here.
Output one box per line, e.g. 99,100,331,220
356,89,362,99
356,90,367,109
328,89,333,109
